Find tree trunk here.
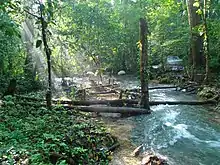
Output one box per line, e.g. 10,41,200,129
66,106,150,115
139,18,150,109
40,3,52,109
203,0,210,83
3,79,16,97
187,0,204,80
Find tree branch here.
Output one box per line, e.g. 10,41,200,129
24,9,40,19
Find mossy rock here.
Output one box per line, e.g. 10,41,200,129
197,87,216,99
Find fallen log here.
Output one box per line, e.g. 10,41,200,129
59,99,138,106
149,86,177,90
106,142,120,152
58,99,217,106
126,86,177,93
15,95,217,106
64,105,150,115
149,100,217,105
15,101,149,116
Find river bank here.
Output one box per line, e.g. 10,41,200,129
101,117,141,165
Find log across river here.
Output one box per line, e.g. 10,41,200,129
131,86,220,165
16,95,216,106
109,76,220,165
16,76,220,164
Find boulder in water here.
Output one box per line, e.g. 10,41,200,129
117,70,126,75
141,152,168,165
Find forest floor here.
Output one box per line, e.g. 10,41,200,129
103,117,141,165
84,78,142,164
69,74,144,165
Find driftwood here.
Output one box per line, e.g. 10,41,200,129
131,144,144,157
177,81,200,92
64,105,150,115
89,90,119,95
107,142,120,152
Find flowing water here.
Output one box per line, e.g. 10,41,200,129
117,77,220,165
55,75,220,164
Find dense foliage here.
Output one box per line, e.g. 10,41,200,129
1,0,220,79
0,95,115,164
1,0,220,164
0,0,43,95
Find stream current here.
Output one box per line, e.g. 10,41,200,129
58,75,220,164
118,77,220,165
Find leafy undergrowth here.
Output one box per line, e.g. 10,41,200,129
0,96,117,165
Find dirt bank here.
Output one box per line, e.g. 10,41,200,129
100,116,141,165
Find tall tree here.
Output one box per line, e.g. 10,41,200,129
39,0,52,109
203,0,210,82
139,18,150,110
187,0,204,80
26,0,53,108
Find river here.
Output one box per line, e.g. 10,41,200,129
119,78,220,165
59,75,220,164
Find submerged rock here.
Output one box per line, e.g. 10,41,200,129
141,152,168,165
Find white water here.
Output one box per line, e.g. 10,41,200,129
131,88,220,165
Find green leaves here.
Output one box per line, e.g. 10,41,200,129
196,9,203,15
193,2,200,8
0,8,23,76
0,96,116,164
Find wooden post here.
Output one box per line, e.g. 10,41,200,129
139,18,150,110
